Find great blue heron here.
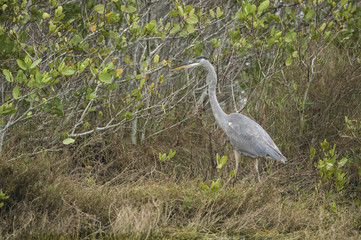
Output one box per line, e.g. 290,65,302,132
171,56,286,182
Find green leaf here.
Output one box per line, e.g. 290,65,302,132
63,138,75,145
318,22,326,33
24,55,32,66
137,93,142,101
139,78,145,88
184,5,193,13
124,111,133,119
42,12,50,20
320,139,329,150
248,5,257,15
340,0,348,5
179,29,187,37
187,24,195,33
338,158,348,168
258,0,270,15
17,59,27,70
209,9,215,18
71,34,83,45
170,24,181,34
135,73,143,80
35,70,42,84
211,179,220,192
2,69,13,82
0,189,9,200
55,6,63,16
168,149,176,159
154,54,159,65
285,31,296,43
216,7,223,18
169,10,179,17
12,86,20,99
310,147,316,159
94,4,105,14
146,20,157,32
220,156,228,166
0,103,17,116
201,182,210,190
124,55,132,65
216,155,228,170
186,14,198,24
285,57,292,66
87,93,97,100
177,6,184,16
275,30,282,39
330,202,337,213
90,66,98,76
306,9,314,20
229,170,235,177
29,58,42,69
127,6,137,13
99,72,111,83
61,68,75,76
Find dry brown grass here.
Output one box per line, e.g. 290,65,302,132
1,140,360,240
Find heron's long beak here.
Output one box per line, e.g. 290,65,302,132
170,60,200,71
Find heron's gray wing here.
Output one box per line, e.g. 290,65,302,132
225,113,286,163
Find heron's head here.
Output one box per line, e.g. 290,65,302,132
170,56,209,71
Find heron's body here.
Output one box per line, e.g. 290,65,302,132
226,113,285,162
171,56,286,181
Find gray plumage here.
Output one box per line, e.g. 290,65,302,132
171,56,286,180
226,113,286,163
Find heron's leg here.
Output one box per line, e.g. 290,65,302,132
255,158,261,183
225,150,240,186
233,150,240,183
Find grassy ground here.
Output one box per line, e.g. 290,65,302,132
1,132,360,240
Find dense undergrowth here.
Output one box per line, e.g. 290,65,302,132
1,87,361,239
1,136,360,240
2,42,361,240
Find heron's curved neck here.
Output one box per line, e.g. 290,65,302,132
204,61,228,131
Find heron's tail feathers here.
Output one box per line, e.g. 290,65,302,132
267,146,287,164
